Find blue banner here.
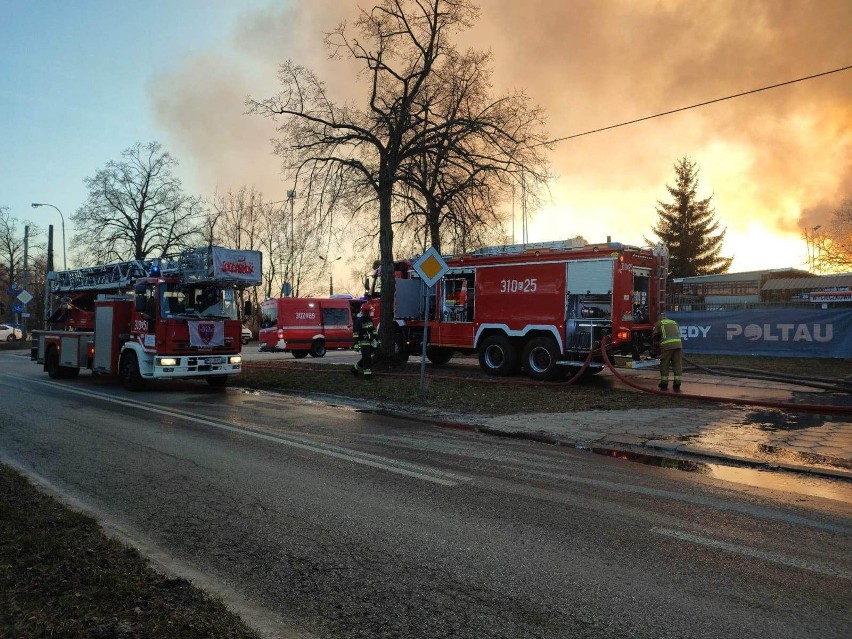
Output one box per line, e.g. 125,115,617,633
668,309,852,359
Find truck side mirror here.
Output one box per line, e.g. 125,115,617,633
243,300,252,317
135,292,147,312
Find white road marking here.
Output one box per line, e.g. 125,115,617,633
6,375,470,487
652,527,852,581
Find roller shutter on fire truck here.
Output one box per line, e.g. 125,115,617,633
566,259,614,295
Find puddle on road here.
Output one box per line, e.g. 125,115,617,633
593,448,852,504
742,408,846,431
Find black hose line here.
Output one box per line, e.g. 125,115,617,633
600,338,852,414
682,356,852,394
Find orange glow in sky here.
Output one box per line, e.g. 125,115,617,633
152,0,852,275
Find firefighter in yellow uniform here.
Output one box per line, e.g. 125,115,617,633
653,312,683,392
351,302,377,381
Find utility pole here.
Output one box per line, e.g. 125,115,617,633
806,225,822,273
22,226,29,338
286,190,296,296
44,226,54,328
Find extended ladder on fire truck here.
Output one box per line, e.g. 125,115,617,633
51,260,152,293
468,238,588,257
49,247,249,294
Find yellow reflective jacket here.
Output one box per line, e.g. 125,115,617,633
653,318,682,350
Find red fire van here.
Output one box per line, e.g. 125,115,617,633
259,297,353,358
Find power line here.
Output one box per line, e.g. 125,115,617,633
542,64,852,147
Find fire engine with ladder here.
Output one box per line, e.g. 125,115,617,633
33,246,262,390
367,239,668,380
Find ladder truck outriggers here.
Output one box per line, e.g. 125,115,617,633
33,246,262,390
366,239,668,381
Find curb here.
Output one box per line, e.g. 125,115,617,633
417,417,852,482
243,387,852,482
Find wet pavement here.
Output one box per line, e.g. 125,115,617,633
370,366,852,482
242,348,852,481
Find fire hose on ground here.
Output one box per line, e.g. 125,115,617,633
595,336,852,415
245,341,851,413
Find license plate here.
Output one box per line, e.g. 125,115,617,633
204,357,225,364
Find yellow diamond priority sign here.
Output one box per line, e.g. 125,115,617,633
412,246,448,288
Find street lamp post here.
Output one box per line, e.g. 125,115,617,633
31,203,66,270
318,255,342,296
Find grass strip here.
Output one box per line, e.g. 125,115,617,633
0,465,261,639
240,359,693,414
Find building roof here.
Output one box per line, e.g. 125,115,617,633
761,273,852,291
672,268,811,284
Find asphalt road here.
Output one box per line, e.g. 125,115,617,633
1,351,850,638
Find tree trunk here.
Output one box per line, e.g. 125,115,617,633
428,202,442,253
378,174,396,359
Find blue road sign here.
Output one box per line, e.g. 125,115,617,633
12,304,23,314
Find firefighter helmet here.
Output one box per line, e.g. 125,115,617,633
360,302,373,315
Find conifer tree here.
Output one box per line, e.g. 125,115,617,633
649,157,732,278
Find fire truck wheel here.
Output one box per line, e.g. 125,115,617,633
206,375,229,388
478,335,517,377
392,332,410,363
44,347,80,379
426,346,453,365
309,341,327,358
292,350,309,359
45,347,61,379
522,337,560,381
119,352,147,391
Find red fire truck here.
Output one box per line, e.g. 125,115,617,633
33,246,262,390
367,239,668,380
258,296,353,357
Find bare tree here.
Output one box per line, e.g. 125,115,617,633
397,47,550,253
0,207,42,319
813,197,852,273
207,186,329,316
71,142,205,262
250,0,545,356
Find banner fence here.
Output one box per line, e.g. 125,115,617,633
667,309,852,359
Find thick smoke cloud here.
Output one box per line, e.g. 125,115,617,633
151,0,851,270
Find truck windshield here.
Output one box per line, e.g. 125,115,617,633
160,284,238,320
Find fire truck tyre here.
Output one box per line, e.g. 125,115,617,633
426,346,453,365
45,347,61,379
522,337,560,381
309,340,326,358
119,352,147,391
392,332,410,363
292,350,309,359
478,335,517,377
206,375,229,388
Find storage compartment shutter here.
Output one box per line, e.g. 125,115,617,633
566,259,614,294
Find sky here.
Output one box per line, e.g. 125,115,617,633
2,0,850,291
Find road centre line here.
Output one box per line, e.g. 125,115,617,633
6,375,470,487
652,527,852,581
